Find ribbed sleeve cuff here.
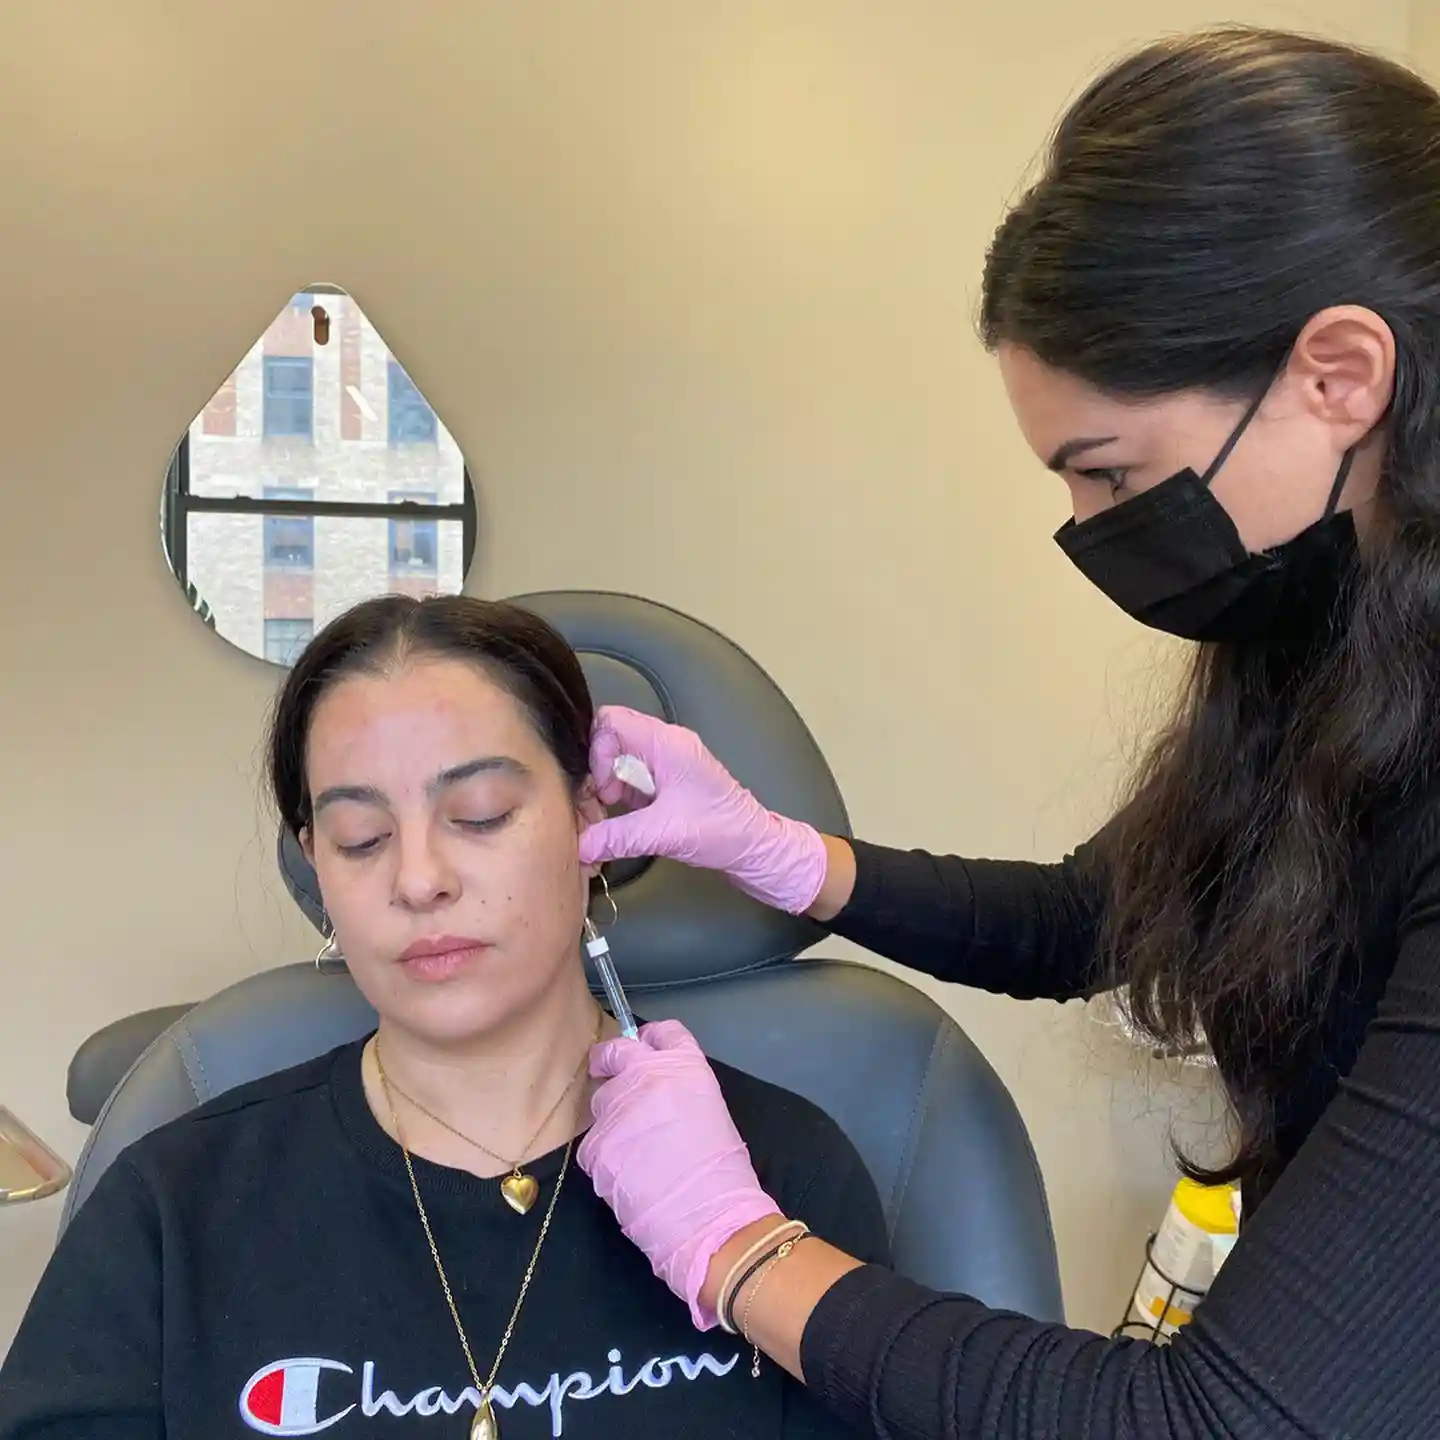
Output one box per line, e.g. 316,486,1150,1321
798,1264,944,1420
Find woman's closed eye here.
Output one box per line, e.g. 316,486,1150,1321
455,810,514,834
1076,465,1131,497
332,811,513,857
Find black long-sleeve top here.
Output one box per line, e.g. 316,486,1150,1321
796,815,1440,1438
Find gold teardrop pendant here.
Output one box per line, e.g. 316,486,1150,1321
471,1395,498,1440
499,1169,539,1215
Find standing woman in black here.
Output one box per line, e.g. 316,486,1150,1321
571,26,1440,1439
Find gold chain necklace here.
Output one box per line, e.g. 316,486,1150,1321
374,1034,582,1440
380,1020,595,1216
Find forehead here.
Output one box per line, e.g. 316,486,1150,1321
996,344,1160,461
306,659,542,779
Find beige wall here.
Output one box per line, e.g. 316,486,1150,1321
0,0,1414,1354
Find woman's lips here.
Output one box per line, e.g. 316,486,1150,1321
397,936,490,981
400,935,487,961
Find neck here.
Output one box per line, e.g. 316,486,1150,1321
1342,429,1387,543
364,971,611,1179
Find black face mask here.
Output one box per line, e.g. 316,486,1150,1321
1053,380,1359,643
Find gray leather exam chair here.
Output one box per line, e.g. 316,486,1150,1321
64,590,1065,1321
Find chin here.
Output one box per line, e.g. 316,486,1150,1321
370,967,561,1048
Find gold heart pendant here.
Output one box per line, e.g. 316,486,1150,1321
500,1171,539,1215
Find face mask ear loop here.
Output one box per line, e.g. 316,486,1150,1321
1201,348,1297,490
1323,448,1357,518
1200,383,1274,489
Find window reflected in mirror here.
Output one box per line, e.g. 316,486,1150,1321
159,284,477,667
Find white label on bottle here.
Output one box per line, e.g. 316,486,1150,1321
1130,1198,1224,1335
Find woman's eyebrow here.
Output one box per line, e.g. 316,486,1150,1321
427,755,530,795
312,756,530,815
313,783,385,815
1047,435,1120,470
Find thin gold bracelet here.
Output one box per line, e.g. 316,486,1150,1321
722,1222,811,1334
740,1233,811,1378
717,1220,807,1334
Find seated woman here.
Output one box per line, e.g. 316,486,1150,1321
0,595,888,1440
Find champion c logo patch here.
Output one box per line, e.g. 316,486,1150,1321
239,1357,356,1436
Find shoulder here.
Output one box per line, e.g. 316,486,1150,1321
708,1058,885,1238
709,1059,850,1161
709,1058,891,1264
1373,783,1440,924
114,1040,357,1183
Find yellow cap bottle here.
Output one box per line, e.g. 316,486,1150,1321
1172,1177,1240,1235
1130,1179,1239,1336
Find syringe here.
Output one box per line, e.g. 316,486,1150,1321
585,917,638,1039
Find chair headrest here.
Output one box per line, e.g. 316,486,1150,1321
277,590,850,987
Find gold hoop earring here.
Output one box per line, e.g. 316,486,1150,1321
591,869,619,929
314,914,346,975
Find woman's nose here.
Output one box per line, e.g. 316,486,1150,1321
391,825,459,909
1067,477,1113,525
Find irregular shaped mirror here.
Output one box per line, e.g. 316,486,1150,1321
160,284,476,666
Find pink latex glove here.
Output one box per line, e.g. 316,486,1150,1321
577,704,828,915
577,1019,782,1329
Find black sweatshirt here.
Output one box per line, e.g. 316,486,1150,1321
798,823,1440,1438
0,1041,888,1440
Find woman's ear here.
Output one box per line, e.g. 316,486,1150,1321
575,783,607,877
1290,305,1396,442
